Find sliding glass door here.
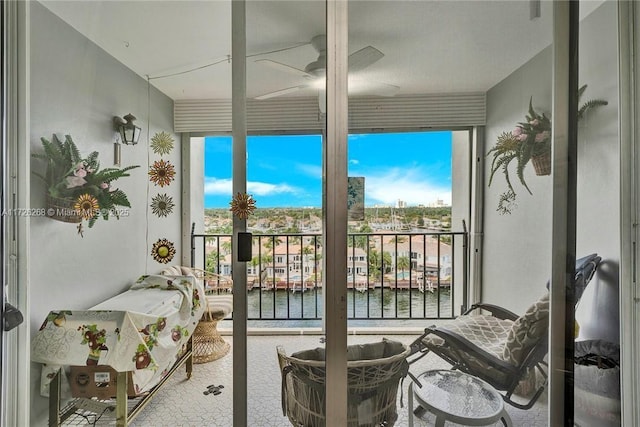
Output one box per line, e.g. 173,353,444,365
244,1,329,425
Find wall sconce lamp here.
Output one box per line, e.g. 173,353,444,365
113,113,141,145
112,113,141,166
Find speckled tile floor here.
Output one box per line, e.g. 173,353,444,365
62,334,548,426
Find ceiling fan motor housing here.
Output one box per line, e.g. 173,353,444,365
305,34,327,76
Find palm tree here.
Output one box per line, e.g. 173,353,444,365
368,250,387,279
205,250,219,273
313,253,323,280
250,256,260,274
397,256,410,276
381,251,392,274
263,236,283,253
220,240,232,255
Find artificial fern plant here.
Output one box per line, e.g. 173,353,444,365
487,84,608,214
33,134,139,231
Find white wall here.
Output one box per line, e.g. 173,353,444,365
574,0,620,343
484,46,553,312
483,0,620,346
29,2,181,422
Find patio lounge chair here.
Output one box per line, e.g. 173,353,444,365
408,253,601,410
278,338,410,427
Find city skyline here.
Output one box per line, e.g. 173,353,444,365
204,131,452,208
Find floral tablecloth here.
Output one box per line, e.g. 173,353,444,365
32,275,205,396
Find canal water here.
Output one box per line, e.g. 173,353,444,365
240,288,452,328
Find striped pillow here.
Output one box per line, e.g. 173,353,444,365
502,292,549,365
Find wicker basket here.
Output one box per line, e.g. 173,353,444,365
192,311,230,363
277,339,410,427
531,151,551,176
46,194,81,223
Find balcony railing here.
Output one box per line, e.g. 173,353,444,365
191,228,468,323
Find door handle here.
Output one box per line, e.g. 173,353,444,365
4,302,24,331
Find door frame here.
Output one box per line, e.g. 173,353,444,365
1,1,30,426
618,1,640,425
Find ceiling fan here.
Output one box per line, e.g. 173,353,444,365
254,34,399,105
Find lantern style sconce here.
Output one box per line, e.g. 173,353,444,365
113,113,141,145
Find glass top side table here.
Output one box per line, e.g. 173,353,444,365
408,369,513,427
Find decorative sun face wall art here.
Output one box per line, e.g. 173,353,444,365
230,192,256,220
150,131,175,156
150,193,175,218
146,129,180,267
151,238,176,264
149,159,176,187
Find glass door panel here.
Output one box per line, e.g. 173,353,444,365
245,1,327,425
575,1,621,425
344,1,576,426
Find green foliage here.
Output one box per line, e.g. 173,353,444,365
33,134,140,228
487,84,607,214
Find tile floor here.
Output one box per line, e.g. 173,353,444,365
62,334,548,426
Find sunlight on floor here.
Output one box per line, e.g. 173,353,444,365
62,334,548,426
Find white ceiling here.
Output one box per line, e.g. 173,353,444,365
40,0,605,102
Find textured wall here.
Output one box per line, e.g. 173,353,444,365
29,2,181,421
483,2,619,341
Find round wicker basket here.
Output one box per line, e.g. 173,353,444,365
46,195,81,223
277,339,410,427
531,151,551,176
191,311,231,363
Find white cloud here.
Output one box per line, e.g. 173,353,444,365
204,177,300,197
360,167,451,206
349,159,360,165
247,181,299,196
204,177,232,195
296,163,322,177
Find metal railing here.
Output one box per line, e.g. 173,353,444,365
191,227,468,323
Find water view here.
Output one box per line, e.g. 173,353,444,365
237,288,453,328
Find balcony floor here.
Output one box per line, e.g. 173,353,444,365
63,333,548,426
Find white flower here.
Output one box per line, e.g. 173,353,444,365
65,175,86,188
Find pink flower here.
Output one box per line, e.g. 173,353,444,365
529,119,539,126
100,182,109,190
74,168,87,178
65,175,86,189
517,133,528,142
512,127,523,136
535,131,550,143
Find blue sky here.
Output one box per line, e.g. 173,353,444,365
204,131,452,208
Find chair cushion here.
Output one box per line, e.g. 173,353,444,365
502,292,549,365
205,295,233,319
424,314,514,359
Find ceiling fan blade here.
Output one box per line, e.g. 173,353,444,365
254,84,309,100
348,46,384,72
349,79,400,97
255,59,314,79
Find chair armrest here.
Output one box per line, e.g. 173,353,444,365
464,303,519,321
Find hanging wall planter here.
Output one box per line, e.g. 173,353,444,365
45,194,82,223
33,134,139,235
531,151,552,176
487,85,607,215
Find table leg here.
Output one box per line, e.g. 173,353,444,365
116,371,128,427
408,383,414,427
435,415,445,427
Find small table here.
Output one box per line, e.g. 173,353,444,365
408,370,512,427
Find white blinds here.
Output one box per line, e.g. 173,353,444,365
174,92,485,133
